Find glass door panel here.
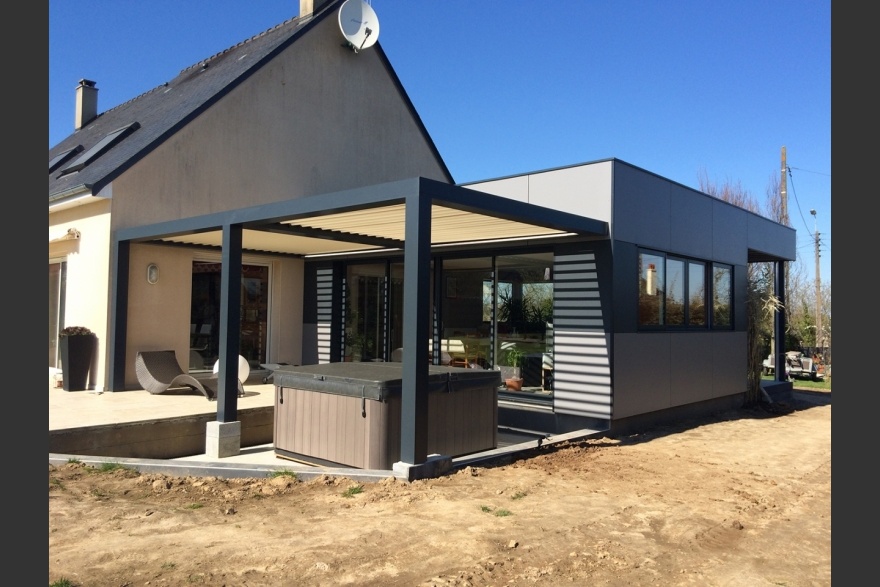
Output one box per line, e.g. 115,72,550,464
345,263,387,362
191,262,268,370
440,257,493,368
495,253,554,397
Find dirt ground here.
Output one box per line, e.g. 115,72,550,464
49,390,830,587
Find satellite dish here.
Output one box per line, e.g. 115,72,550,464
338,0,380,52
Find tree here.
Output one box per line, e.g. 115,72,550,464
748,264,783,402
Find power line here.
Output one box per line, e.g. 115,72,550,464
785,166,815,236
788,166,831,178
785,165,830,302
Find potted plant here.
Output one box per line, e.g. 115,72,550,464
59,326,96,391
347,332,365,362
501,345,525,391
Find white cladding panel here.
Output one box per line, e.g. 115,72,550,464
466,161,613,222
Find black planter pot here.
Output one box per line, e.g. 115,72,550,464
60,334,96,391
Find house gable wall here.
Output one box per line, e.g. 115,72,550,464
110,14,449,232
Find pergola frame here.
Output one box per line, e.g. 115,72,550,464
110,176,608,465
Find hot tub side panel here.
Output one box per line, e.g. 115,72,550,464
427,386,498,457
275,383,498,469
275,386,397,469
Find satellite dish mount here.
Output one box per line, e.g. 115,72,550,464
338,0,380,53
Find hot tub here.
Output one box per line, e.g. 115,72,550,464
273,362,500,469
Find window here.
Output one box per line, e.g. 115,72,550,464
712,263,732,329
688,262,707,326
638,250,712,330
58,122,140,175
638,252,665,326
666,258,685,325
49,145,83,173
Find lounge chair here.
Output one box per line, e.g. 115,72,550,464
135,350,214,400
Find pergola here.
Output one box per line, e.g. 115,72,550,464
111,176,608,467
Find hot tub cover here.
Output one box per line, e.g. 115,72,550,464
273,362,501,401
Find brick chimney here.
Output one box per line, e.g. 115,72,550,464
75,79,98,130
299,0,333,18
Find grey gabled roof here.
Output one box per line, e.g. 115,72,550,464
49,2,347,202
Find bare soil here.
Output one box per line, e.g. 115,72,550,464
49,391,830,587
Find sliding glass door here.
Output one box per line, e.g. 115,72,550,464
333,251,555,401
190,262,268,369
494,253,554,396
345,263,388,362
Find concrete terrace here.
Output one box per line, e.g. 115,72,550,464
49,372,604,482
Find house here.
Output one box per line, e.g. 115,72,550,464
49,0,795,476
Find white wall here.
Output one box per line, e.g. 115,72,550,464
49,200,112,390
124,244,304,388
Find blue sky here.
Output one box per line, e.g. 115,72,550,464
49,1,831,282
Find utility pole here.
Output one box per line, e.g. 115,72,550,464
780,146,788,226
774,146,790,364
811,209,821,351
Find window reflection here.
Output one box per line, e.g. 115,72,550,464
638,251,716,330
341,252,557,401
667,258,685,325
639,252,665,325
440,253,555,397
689,262,706,326
493,254,554,394
712,264,732,328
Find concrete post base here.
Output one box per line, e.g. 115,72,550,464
393,454,452,482
205,421,241,458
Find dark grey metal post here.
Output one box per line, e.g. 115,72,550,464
400,191,431,464
774,260,787,382
217,224,243,422
108,239,130,392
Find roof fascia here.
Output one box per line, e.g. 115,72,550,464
459,157,618,187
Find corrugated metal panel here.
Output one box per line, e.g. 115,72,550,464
158,203,570,256
316,268,333,364
282,204,569,246
551,252,612,419
161,229,378,256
